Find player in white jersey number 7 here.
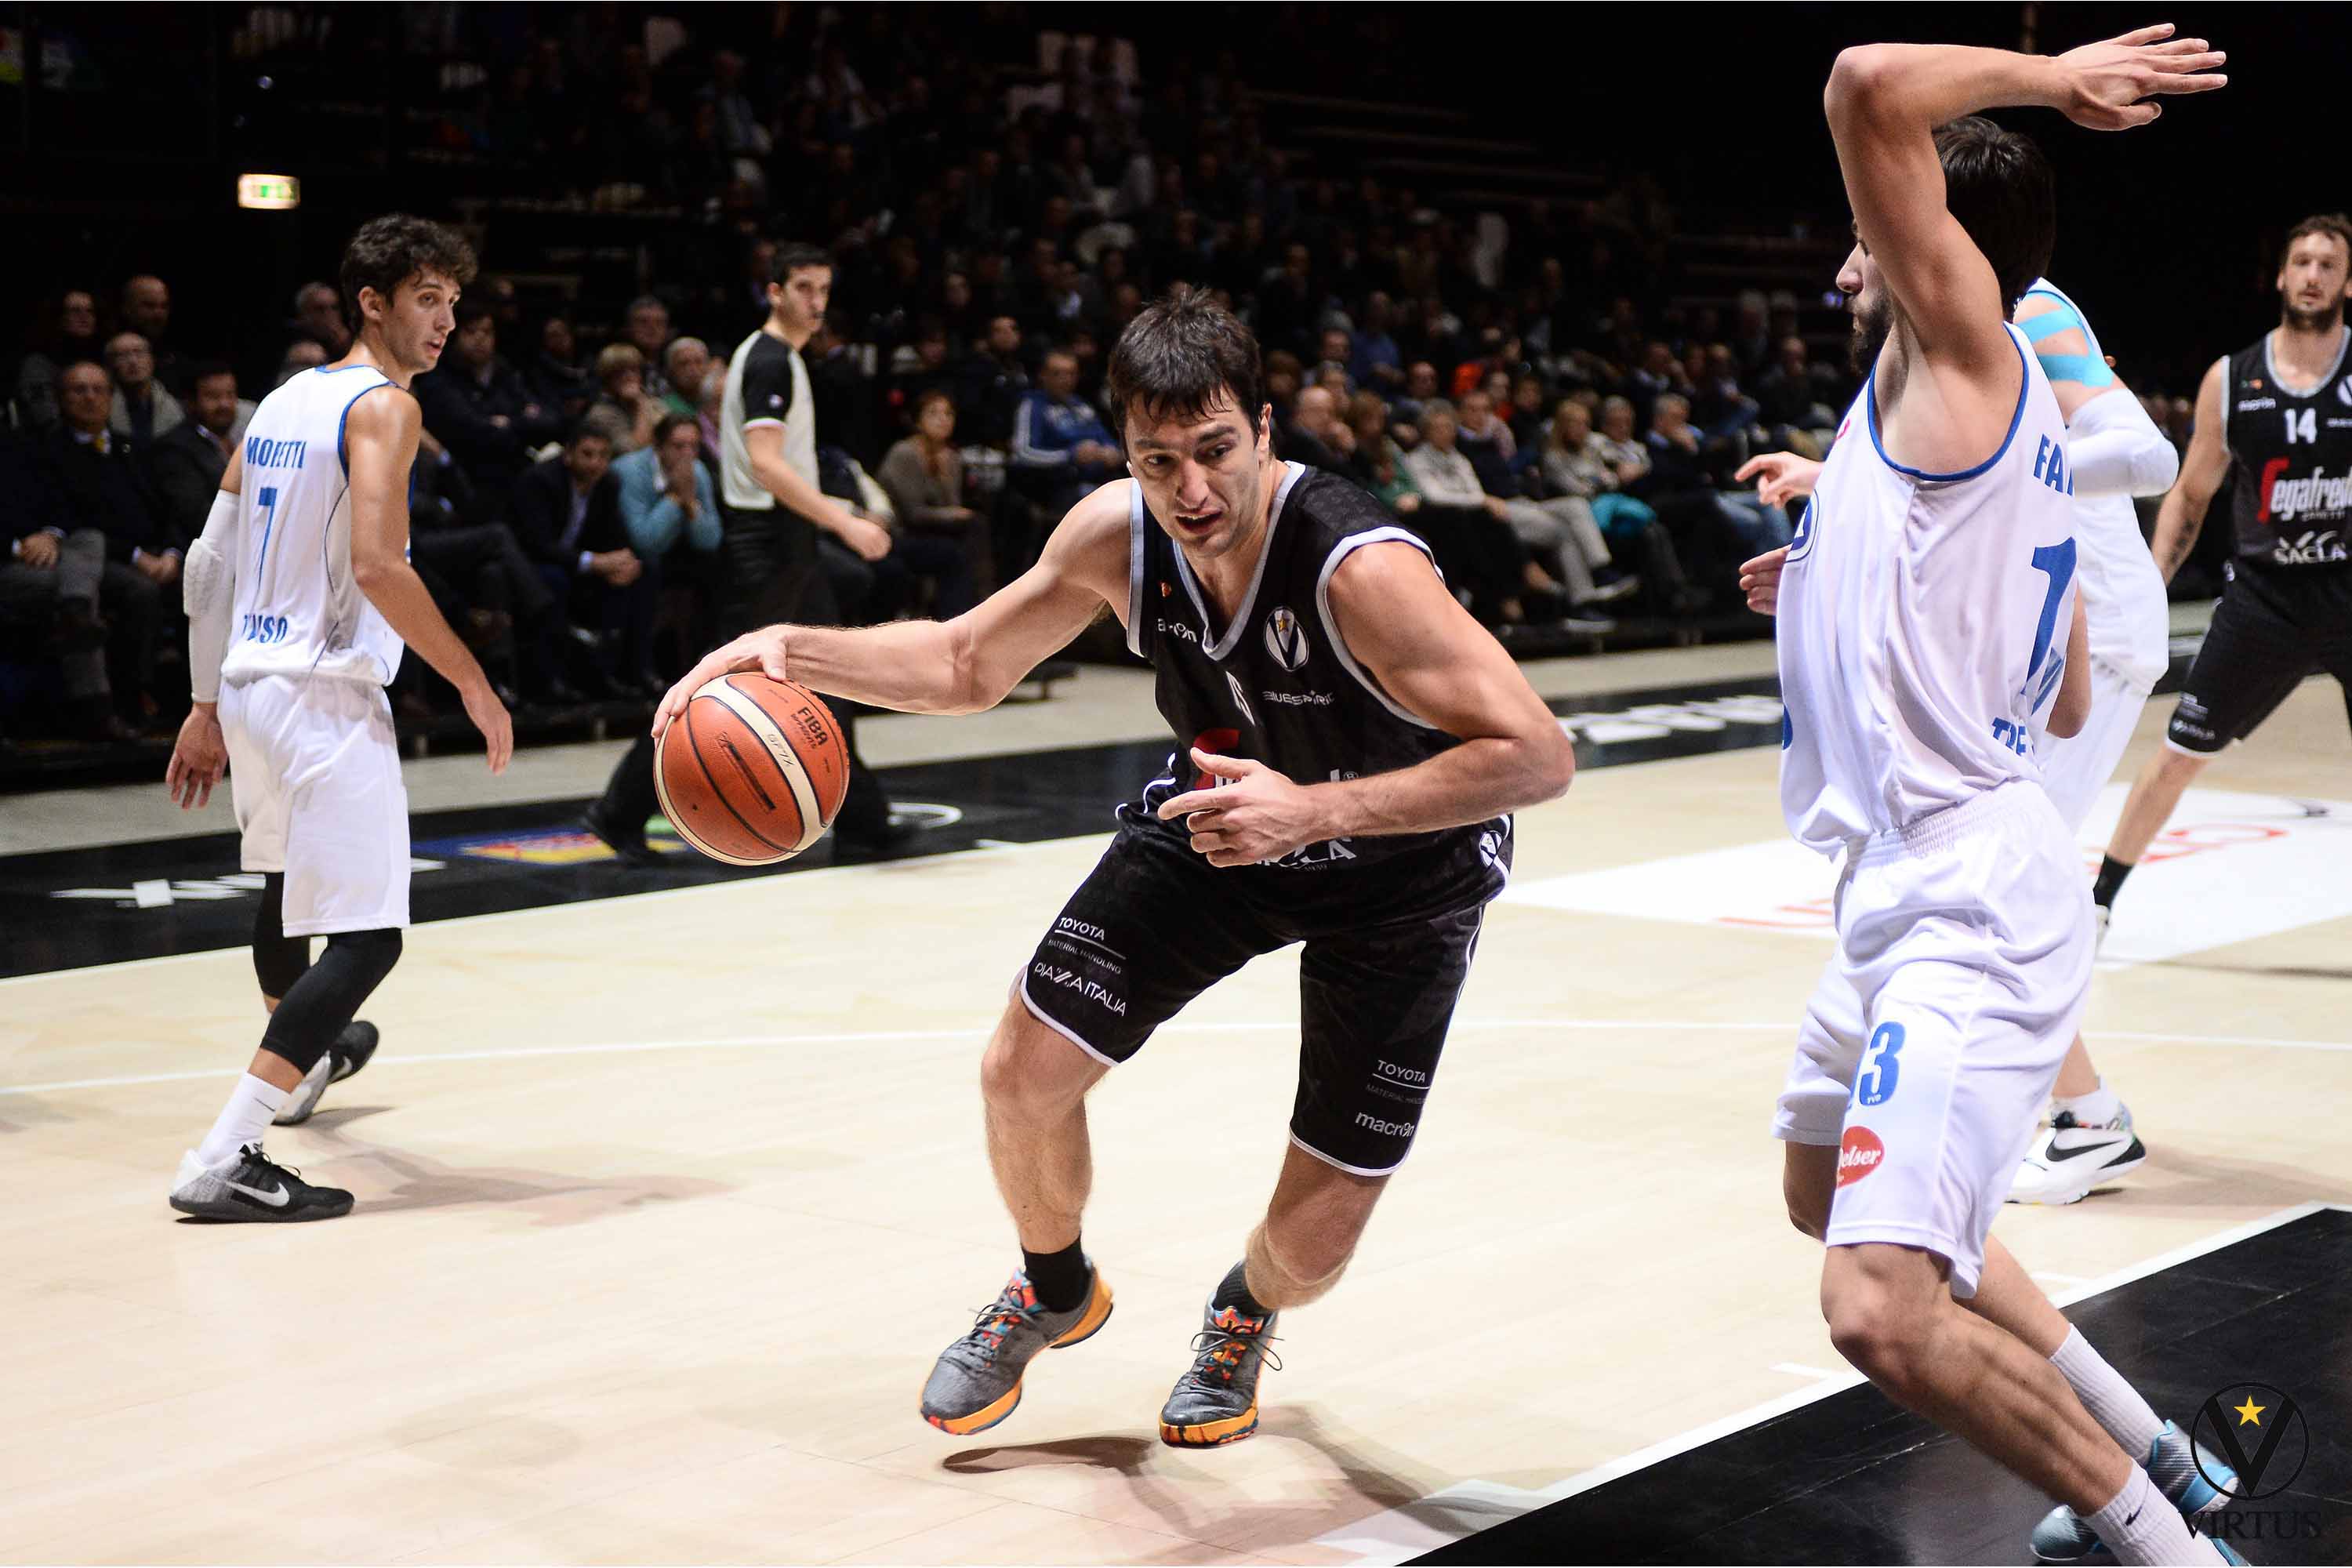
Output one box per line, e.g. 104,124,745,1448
1758,27,2245,1568
162,216,515,1224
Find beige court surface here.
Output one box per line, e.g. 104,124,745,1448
5,662,2350,1566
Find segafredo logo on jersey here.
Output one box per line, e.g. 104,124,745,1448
1836,1126,1886,1187
1262,605,1310,671
2257,460,2352,524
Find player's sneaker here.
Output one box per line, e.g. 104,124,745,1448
168,1144,354,1222
1159,1298,1281,1447
920,1265,1113,1436
274,1021,381,1127
2009,1107,2147,1205
2029,1420,2236,1563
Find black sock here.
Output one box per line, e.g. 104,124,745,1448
2092,854,2134,909
1022,1237,1091,1312
1210,1259,1271,1317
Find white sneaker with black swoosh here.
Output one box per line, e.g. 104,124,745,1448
168,1145,354,1222
2008,1107,2147,1206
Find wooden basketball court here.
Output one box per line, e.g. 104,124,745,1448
5,652,2348,1565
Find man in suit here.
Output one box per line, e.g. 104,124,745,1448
507,419,651,696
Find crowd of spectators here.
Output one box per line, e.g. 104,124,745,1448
5,9,2204,749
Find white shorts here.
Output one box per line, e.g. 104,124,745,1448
220,673,411,936
1773,785,2094,1297
2038,657,2154,833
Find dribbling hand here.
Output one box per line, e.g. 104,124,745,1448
1156,747,1321,868
652,627,791,740
1733,452,1822,510
2054,24,2226,131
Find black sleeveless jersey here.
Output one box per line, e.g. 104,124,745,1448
1116,463,1510,920
2222,329,2352,568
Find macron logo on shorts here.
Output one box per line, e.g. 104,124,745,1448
1837,1126,1886,1187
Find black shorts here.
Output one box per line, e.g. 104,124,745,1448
1018,823,1509,1175
2165,565,2352,754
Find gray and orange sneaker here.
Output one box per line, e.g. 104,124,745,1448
1159,1297,1281,1447
920,1265,1113,1436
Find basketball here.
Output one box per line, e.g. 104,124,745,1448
654,673,851,865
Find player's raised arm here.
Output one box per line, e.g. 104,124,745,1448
653,480,1131,734
1826,30,2223,372
2149,356,2232,583
346,388,512,771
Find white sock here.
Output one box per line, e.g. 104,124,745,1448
2050,1327,2165,1457
2055,1078,2124,1127
195,1073,289,1166
2089,1465,2222,1565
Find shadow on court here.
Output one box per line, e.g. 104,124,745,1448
945,1403,1446,1554
289,1105,736,1225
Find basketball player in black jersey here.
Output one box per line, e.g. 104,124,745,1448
655,288,1575,1446
2095,212,2352,914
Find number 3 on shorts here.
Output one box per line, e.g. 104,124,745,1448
1854,1022,1905,1108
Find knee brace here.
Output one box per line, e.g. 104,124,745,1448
252,873,311,1001
259,927,401,1073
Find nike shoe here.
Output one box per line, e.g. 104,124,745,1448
2029,1421,2236,1563
168,1144,354,1222
2009,1107,2147,1205
1159,1298,1281,1448
274,1021,382,1127
920,1266,1114,1436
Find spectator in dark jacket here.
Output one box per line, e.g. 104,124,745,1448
414,301,564,514
146,364,245,545
507,420,655,695
37,361,171,724
1,426,121,738
1010,347,1121,519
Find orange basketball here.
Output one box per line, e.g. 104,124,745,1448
654,673,851,866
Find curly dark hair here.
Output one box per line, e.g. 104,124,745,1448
2284,212,2352,263
1103,284,1265,442
339,214,477,334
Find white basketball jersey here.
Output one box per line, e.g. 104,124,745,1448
1778,325,2081,854
220,365,406,688
2025,279,2171,689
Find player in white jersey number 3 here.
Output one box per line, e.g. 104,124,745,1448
1743,258,2180,1207
1748,27,2245,1567
162,216,514,1223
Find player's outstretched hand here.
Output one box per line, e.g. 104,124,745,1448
1740,547,1792,615
165,705,228,810
462,678,514,775
1734,452,1823,510
652,627,791,739
2055,24,2225,130
1156,746,1319,868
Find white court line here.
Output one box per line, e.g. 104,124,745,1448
1769,1362,1843,1380
12,1016,2352,1100
1315,1201,2352,1566
0,831,1094,993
